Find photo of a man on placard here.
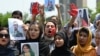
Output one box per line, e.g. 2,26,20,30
13,21,23,37
8,18,26,40
45,0,55,11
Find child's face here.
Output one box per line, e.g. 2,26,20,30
54,35,64,47
95,32,100,46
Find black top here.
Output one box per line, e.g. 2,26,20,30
0,46,15,56
51,31,75,56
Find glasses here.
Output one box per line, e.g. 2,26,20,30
0,34,9,38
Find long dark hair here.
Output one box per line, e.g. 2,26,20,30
22,44,35,56
27,22,43,41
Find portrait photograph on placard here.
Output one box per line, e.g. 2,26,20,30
45,0,55,11
76,8,89,27
77,9,83,27
8,18,25,40
20,42,39,56
82,8,89,27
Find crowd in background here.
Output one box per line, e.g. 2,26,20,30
0,3,100,56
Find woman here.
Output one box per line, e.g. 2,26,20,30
27,22,43,42
51,31,75,56
20,44,35,56
0,27,15,56
71,27,97,56
19,22,50,56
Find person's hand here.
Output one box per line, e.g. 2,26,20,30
31,2,39,15
39,5,44,16
55,4,60,10
68,3,78,18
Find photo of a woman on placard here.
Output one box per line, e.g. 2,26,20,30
20,44,35,56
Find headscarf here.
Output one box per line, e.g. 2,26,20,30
74,27,95,55
51,31,74,56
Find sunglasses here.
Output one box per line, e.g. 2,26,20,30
0,34,9,38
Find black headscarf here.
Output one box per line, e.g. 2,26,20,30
51,31,75,56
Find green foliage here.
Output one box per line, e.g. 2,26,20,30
90,12,97,23
89,2,100,23
23,13,29,23
97,2,100,12
0,12,11,27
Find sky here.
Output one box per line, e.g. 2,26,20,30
0,0,96,16
0,0,60,17
87,0,96,12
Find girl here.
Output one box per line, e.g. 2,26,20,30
72,27,97,56
51,31,75,56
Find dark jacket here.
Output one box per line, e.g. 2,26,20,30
51,31,75,56
16,36,50,56
69,28,79,48
39,39,50,56
0,46,15,56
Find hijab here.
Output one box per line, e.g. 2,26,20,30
74,27,95,55
51,31,74,56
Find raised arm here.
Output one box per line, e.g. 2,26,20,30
64,3,78,37
68,3,78,27
55,4,62,30
38,5,45,25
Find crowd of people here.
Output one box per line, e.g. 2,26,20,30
0,3,100,56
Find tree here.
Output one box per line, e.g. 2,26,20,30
90,2,100,23
23,13,29,23
0,12,29,27
0,12,11,27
